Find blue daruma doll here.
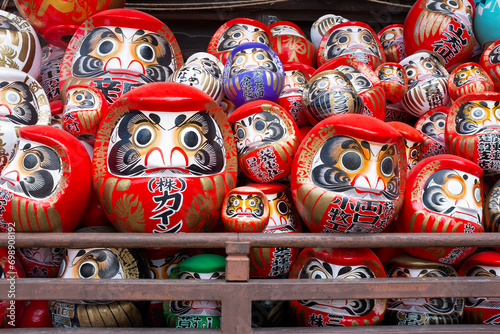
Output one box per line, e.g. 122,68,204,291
223,42,285,107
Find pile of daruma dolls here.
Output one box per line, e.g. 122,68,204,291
2,0,500,329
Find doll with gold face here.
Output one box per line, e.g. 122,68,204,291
404,0,475,70
458,250,500,324
400,51,450,118
223,42,285,107
446,92,500,175
291,114,407,233
384,254,464,325
207,18,274,65
59,9,183,107
289,247,387,327
50,246,150,327
317,21,386,68
301,69,364,125
415,106,449,159
228,100,299,183
0,125,92,233
277,62,315,126
396,154,484,265
222,186,269,233
0,10,42,78
92,82,237,233
448,62,494,102
378,24,406,62
164,254,225,328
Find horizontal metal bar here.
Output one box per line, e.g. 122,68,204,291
2,232,500,248
3,277,500,301
0,329,219,334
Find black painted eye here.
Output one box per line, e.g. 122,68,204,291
180,126,202,150
137,44,155,62
311,270,327,279
232,32,242,39
236,127,246,140
436,119,446,129
248,199,256,207
79,261,97,279
22,153,39,171
233,199,240,206
406,68,416,78
134,125,155,148
361,34,373,44
277,200,289,215
74,93,84,102
254,119,266,131
340,151,363,172
380,156,394,177
256,35,266,44
338,35,349,44
447,0,459,9
410,148,418,159
97,39,116,57
423,61,434,70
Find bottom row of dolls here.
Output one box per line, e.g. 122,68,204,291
3,245,500,328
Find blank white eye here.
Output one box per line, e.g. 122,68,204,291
79,261,97,279
317,80,329,89
136,44,156,63
58,258,66,277
495,108,500,120
383,32,395,41
234,55,246,66
96,38,117,57
134,125,155,148
180,126,202,150
248,199,256,206
5,91,21,105
311,270,327,279
446,179,463,196
470,107,486,120
474,186,481,203
233,199,240,206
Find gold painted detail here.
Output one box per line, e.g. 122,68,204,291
411,160,441,202
113,194,145,233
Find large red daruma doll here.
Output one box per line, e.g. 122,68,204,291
0,125,92,233
289,247,387,327
59,9,183,107
445,92,500,175
291,114,407,233
92,82,238,233
397,154,484,265
404,0,476,70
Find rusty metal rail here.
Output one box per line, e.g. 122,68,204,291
2,233,500,333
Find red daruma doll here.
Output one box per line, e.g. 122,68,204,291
92,82,238,233
291,114,407,233
396,154,484,265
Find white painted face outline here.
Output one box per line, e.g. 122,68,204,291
264,191,297,233
281,69,308,97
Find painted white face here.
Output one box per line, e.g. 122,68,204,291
58,248,125,280
419,111,447,145
231,111,287,155
387,267,457,314
73,26,175,81
455,100,500,135
281,70,308,97
217,24,270,52
325,26,381,59
379,27,404,49
270,24,303,37
422,169,482,225
264,191,297,233
107,110,226,177
425,0,473,26
298,258,376,316
0,137,62,199
337,65,373,94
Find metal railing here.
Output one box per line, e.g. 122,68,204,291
2,232,500,333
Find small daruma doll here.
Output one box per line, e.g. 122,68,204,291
445,92,500,175
458,250,500,324
223,42,285,107
50,246,150,327
396,154,484,265
164,254,225,329
291,114,407,233
415,106,449,159
378,24,406,62
384,254,464,325
376,62,407,104
317,21,386,68
59,9,183,107
387,121,425,171
404,0,476,70
228,100,299,183
289,247,387,327
400,51,450,118
448,62,494,102
301,69,364,125
222,186,269,233
0,125,92,233
92,82,237,233
207,18,274,65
